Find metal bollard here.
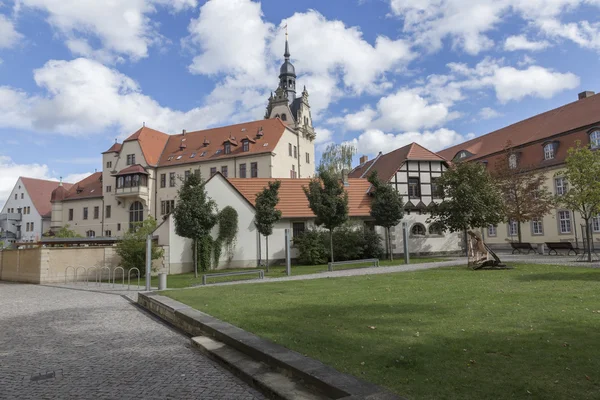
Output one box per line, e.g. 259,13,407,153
158,273,167,290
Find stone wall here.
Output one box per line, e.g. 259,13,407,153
1,245,171,284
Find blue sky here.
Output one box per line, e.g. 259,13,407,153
1,0,599,206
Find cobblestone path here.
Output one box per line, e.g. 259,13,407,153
0,283,264,399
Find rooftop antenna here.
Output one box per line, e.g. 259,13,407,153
143,121,145,127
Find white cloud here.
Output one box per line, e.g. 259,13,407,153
491,65,580,103
478,107,502,119
183,2,415,119
335,90,450,132
0,58,234,136
504,35,550,51
16,0,197,62
0,14,22,48
0,155,92,211
348,128,474,156
314,127,333,144
388,0,600,54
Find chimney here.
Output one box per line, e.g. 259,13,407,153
182,129,187,136
578,91,595,100
341,169,349,186
360,155,368,164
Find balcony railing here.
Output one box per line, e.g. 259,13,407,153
0,213,22,221
115,185,149,198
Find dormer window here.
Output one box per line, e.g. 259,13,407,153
242,140,249,152
508,153,518,169
543,142,555,160
224,142,231,154
590,130,600,149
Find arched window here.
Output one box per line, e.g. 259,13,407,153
411,223,426,236
275,114,280,119
288,79,293,87
543,143,555,160
428,223,444,236
129,201,144,231
281,113,287,121
508,153,518,169
590,130,600,149
86,230,95,238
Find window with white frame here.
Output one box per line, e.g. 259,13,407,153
558,211,572,233
488,225,497,237
508,220,518,236
508,153,518,169
543,143,555,160
590,130,600,149
532,219,543,235
593,215,600,232
555,177,568,196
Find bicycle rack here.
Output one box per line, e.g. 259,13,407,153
64,266,76,284
99,266,111,286
128,268,141,290
86,267,98,286
113,267,125,288
75,266,87,284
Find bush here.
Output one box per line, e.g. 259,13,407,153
293,229,328,265
294,224,383,264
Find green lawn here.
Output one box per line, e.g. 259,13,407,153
162,264,600,400
153,257,448,288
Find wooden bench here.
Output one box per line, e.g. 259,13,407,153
545,242,579,256
510,242,536,254
328,258,379,272
202,269,264,285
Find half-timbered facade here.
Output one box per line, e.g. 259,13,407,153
350,143,461,255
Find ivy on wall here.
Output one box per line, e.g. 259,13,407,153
213,206,239,268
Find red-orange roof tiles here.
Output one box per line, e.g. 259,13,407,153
103,142,122,154
158,119,286,167
438,93,600,161
21,178,73,217
227,177,372,218
349,142,446,182
115,164,148,176
124,126,170,166
62,172,103,202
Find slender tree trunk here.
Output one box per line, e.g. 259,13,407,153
586,218,592,263
257,233,262,268
517,222,522,243
388,227,393,262
330,229,334,263
266,235,270,273
193,238,198,278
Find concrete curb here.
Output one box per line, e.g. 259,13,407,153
138,292,406,400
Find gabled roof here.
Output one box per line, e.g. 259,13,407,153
349,142,447,183
114,164,148,176
437,92,600,161
157,119,287,167
62,172,103,202
20,177,73,217
102,142,122,154
124,126,170,166
225,177,372,218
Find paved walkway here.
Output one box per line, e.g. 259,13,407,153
0,282,264,399
181,254,600,289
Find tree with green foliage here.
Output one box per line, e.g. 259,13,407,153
318,143,356,178
427,161,504,253
115,218,163,277
368,170,404,261
556,141,600,262
493,147,555,243
254,181,282,272
303,170,349,262
172,172,218,276
213,206,239,268
50,224,83,238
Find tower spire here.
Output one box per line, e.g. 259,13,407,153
284,25,290,59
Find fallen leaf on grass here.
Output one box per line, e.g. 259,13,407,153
586,375,591,381
368,326,376,330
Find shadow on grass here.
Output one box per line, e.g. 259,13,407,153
515,272,600,282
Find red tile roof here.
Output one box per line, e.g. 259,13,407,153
102,142,122,154
226,177,372,218
21,177,73,218
62,172,103,202
124,126,170,166
438,93,600,162
349,142,447,182
157,119,286,167
114,164,148,176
